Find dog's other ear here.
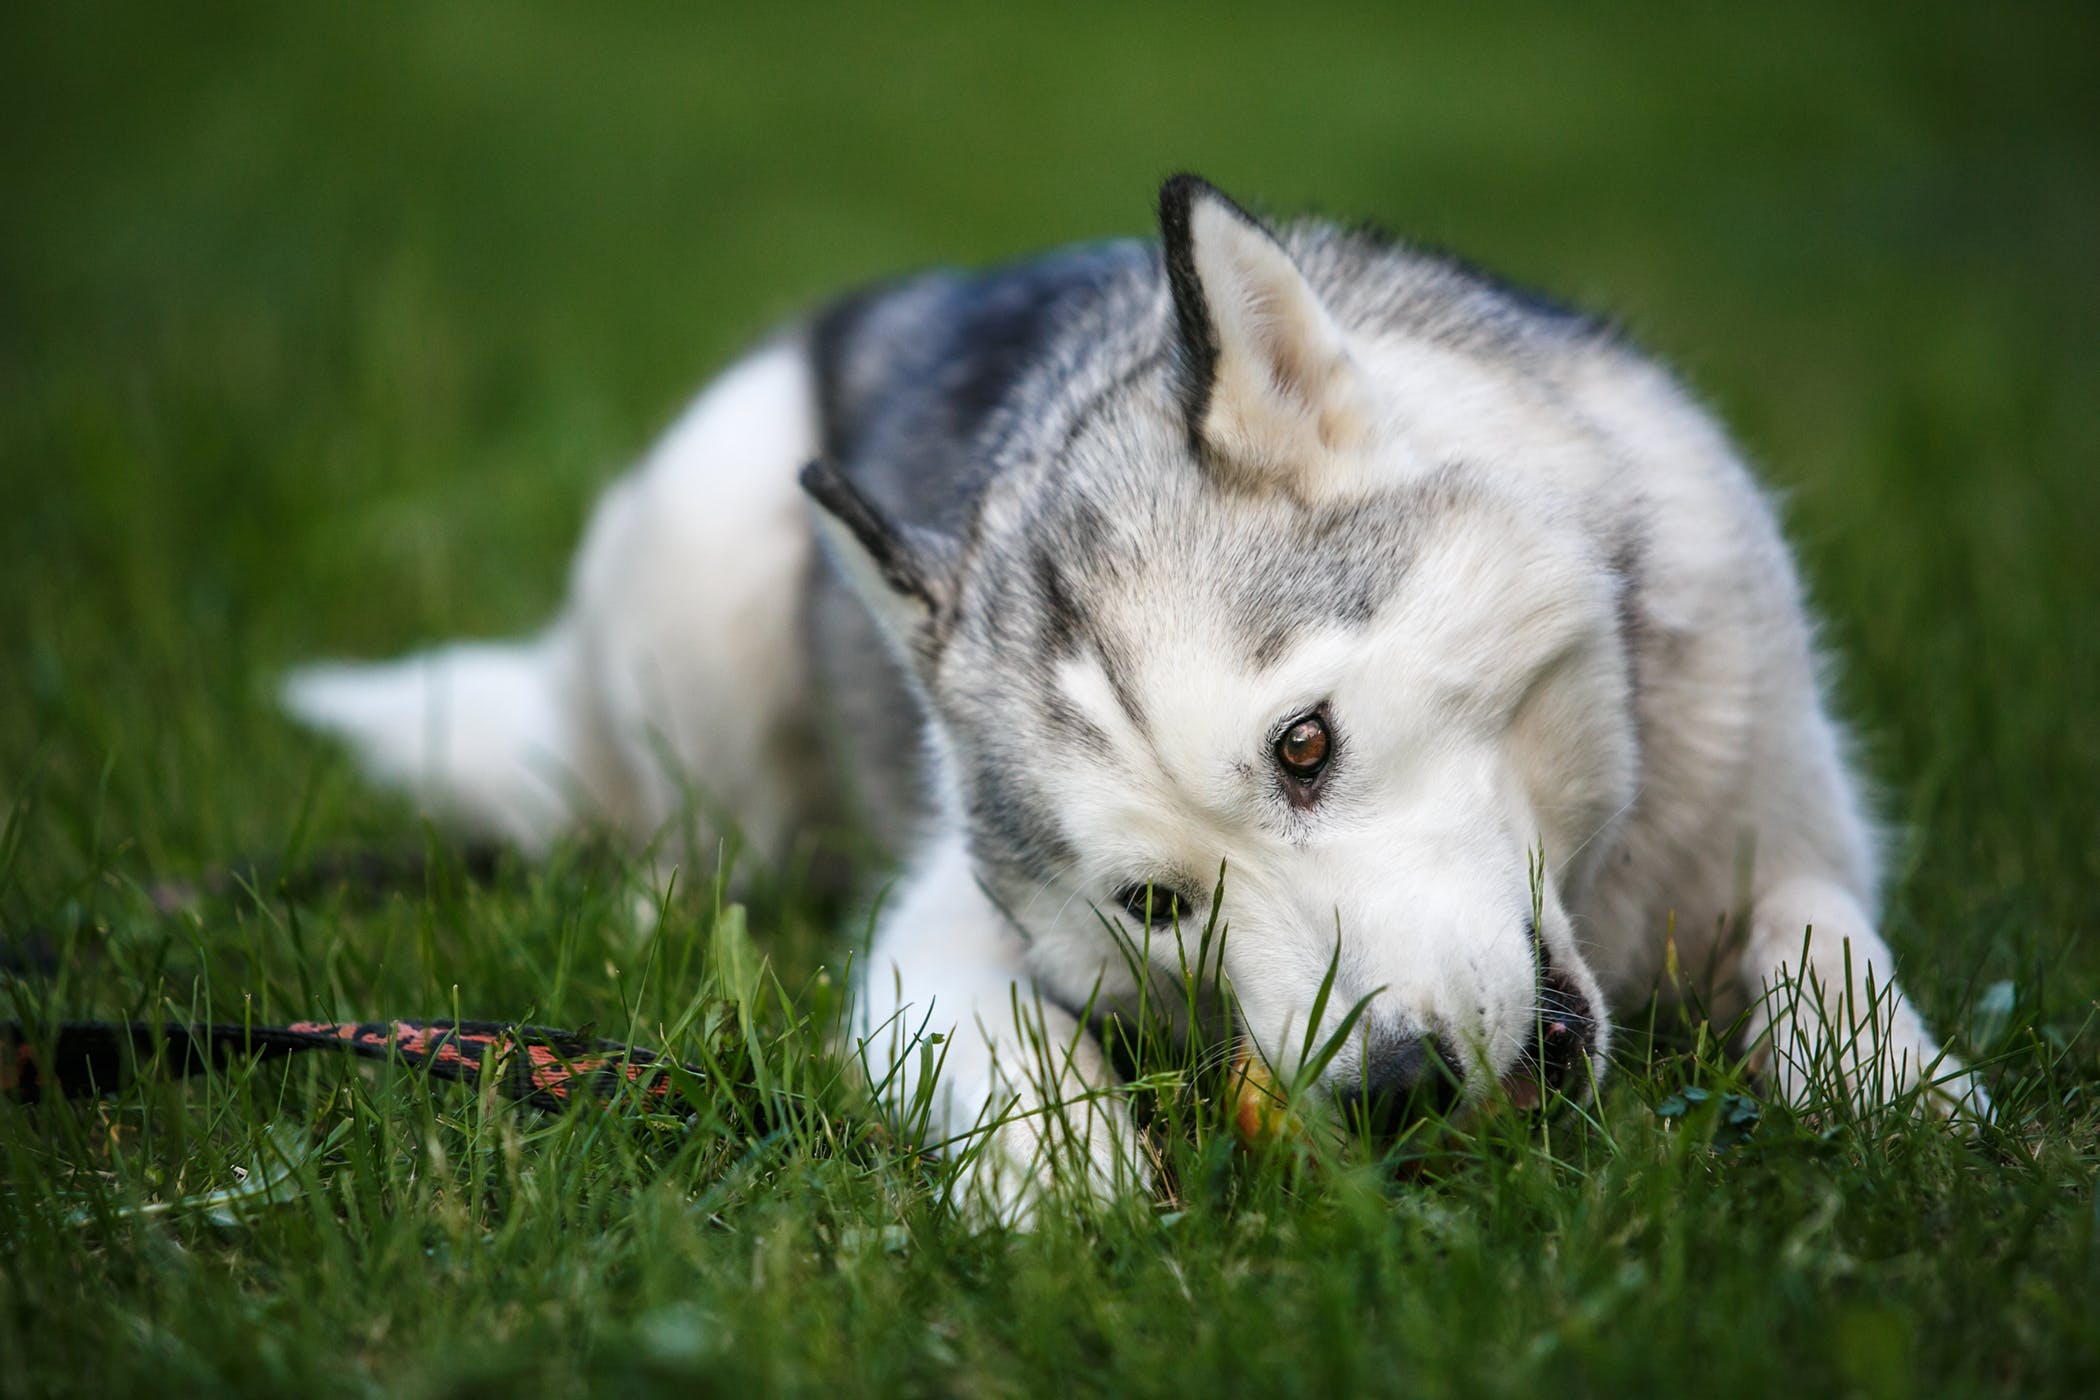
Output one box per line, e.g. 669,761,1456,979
1160,174,1370,498
799,459,956,663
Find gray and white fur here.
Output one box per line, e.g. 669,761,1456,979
285,176,1986,1222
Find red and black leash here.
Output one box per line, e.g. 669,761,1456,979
2,1019,699,1115
4,845,714,1118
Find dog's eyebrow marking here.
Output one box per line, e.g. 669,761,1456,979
1040,692,1111,749
1250,624,1295,670
1054,653,1147,756
1092,635,1152,741
1225,496,1412,669
1029,549,1084,659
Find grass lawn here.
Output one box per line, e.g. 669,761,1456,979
3,4,2097,1395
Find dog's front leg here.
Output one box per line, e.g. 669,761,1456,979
1737,874,1989,1123
852,834,1150,1226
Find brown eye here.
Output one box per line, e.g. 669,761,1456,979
1276,714,1331,780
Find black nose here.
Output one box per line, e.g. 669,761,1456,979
1336,1030,1462,1135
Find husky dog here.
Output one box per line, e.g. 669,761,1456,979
286,176,1984,1218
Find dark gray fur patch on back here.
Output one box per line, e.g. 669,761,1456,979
807,240,1154,540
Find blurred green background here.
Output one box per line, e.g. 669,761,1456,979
4,5,2098,1395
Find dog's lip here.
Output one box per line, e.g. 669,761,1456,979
1500,1075,1545,1112
1503,962,1599,1110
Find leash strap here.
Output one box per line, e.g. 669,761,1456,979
2,1019,696,1114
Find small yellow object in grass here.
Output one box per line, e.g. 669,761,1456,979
1229,1045,1302,1146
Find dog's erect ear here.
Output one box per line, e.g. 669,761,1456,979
1159,174,1369,498
799,460,956,663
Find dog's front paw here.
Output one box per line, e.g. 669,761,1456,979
1745,978,1992,1129
951,1090,1154,1230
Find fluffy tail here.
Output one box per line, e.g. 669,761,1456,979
282,635,581,852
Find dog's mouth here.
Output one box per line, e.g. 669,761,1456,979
1230,950,1603,1146
1501,952,1600,1111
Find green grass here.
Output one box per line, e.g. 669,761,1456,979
4,3,2098,1395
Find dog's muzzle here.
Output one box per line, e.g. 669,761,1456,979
1334,1028,1465,1137
1233,944,1604,1146
1332,946,1601,1132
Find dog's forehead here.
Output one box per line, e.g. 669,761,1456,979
945,464,1606,745
963,445,1592,672
961,468,1416,671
